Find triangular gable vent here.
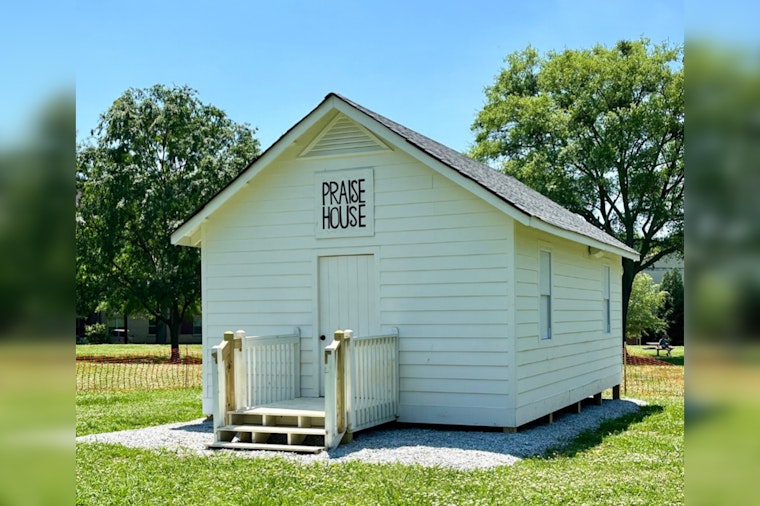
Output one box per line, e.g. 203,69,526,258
299,114,390,158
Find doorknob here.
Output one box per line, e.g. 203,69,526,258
320,335,326,341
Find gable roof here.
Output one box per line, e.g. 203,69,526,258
172,92,638,259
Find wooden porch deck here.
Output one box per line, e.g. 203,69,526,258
230,397,326,417
211,328,399,452
209,398,328,453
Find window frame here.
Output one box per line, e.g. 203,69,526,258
539,249,552,340
602,265,611,334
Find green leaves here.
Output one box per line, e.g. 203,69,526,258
626,273,668,340
471,39,683,334
76,84,261,345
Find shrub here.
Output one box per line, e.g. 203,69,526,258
84,323,109,344
660,269,684,345
627,273,668,341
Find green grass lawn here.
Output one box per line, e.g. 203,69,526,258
76,344,684,505
77,388,203,436
626,344,684,366
76,392,683,505
76,344,203,357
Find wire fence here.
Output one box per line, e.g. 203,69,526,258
76,346,203,391
623,346,684,398
76,344,683,398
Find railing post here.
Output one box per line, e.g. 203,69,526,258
234,330,246,410
324,329,347,449
223,331,237,416
211,347,221,433
293,327,301,399
212,332,236,442
343,329,353,432
391,327,399,420
338,329,351,434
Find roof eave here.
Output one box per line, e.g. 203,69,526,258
330,96,639,260
527,217,639,260
170,94,342,246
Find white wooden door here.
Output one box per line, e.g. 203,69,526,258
318,254,377,396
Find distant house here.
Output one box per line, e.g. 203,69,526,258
172,93,638,441
642,253,684,284
77,312,202,344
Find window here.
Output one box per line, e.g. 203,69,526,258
603,266,611,334
539,250,552,340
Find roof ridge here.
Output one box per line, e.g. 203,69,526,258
174,92,637,257
330,94,636,256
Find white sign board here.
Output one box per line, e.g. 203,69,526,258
315,167,374,238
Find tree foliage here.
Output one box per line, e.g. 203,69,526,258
471,39,683,335
76,84,260,351
659,268,684,345
626,273,668,341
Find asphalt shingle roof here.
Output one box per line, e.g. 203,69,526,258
333,93,637,256
174,92,637,257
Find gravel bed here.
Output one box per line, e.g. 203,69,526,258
77,398,644,470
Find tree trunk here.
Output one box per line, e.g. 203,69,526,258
621,257,637,343
169,306,182,363
169,320,182,363
155,312,167,344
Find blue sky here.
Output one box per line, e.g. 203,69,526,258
73,1,684,153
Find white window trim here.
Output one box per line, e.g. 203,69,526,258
539,249,552,341
602,265,611,335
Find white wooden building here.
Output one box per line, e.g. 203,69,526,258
171,93,638,451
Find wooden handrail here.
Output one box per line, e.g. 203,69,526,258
351,328,399,341
211,330,246,442
324,329,349,449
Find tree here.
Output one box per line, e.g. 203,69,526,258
626,273,668,342
76,84,260,356
659,268,684,345
1,92,73,338
471,39,683,338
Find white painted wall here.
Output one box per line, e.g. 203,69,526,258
198,112,620,427
513,224,623,426
199,114,514,425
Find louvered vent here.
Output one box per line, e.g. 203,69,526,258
300,114,390,158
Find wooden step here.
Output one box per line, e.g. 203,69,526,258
206,441,324,454
218,425,325,436
231,406,325,418
230,398,326,418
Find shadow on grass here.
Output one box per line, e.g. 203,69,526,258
659,356,684,366
543,404,665,459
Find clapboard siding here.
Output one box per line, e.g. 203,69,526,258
199,136,514,422
202,160,318,400
186,101,634,427
513,224,622,422
389,325,507,339
382,267,508,285
195,111,627,428
402,363,510,380
382,281,506,298
204,274,310,290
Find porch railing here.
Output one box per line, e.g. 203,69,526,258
210,330,245,435
324,328,399,448
324,330,348,449
348,329,399,431
212,326,398,450
211,328,300,434
242,328,301,406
